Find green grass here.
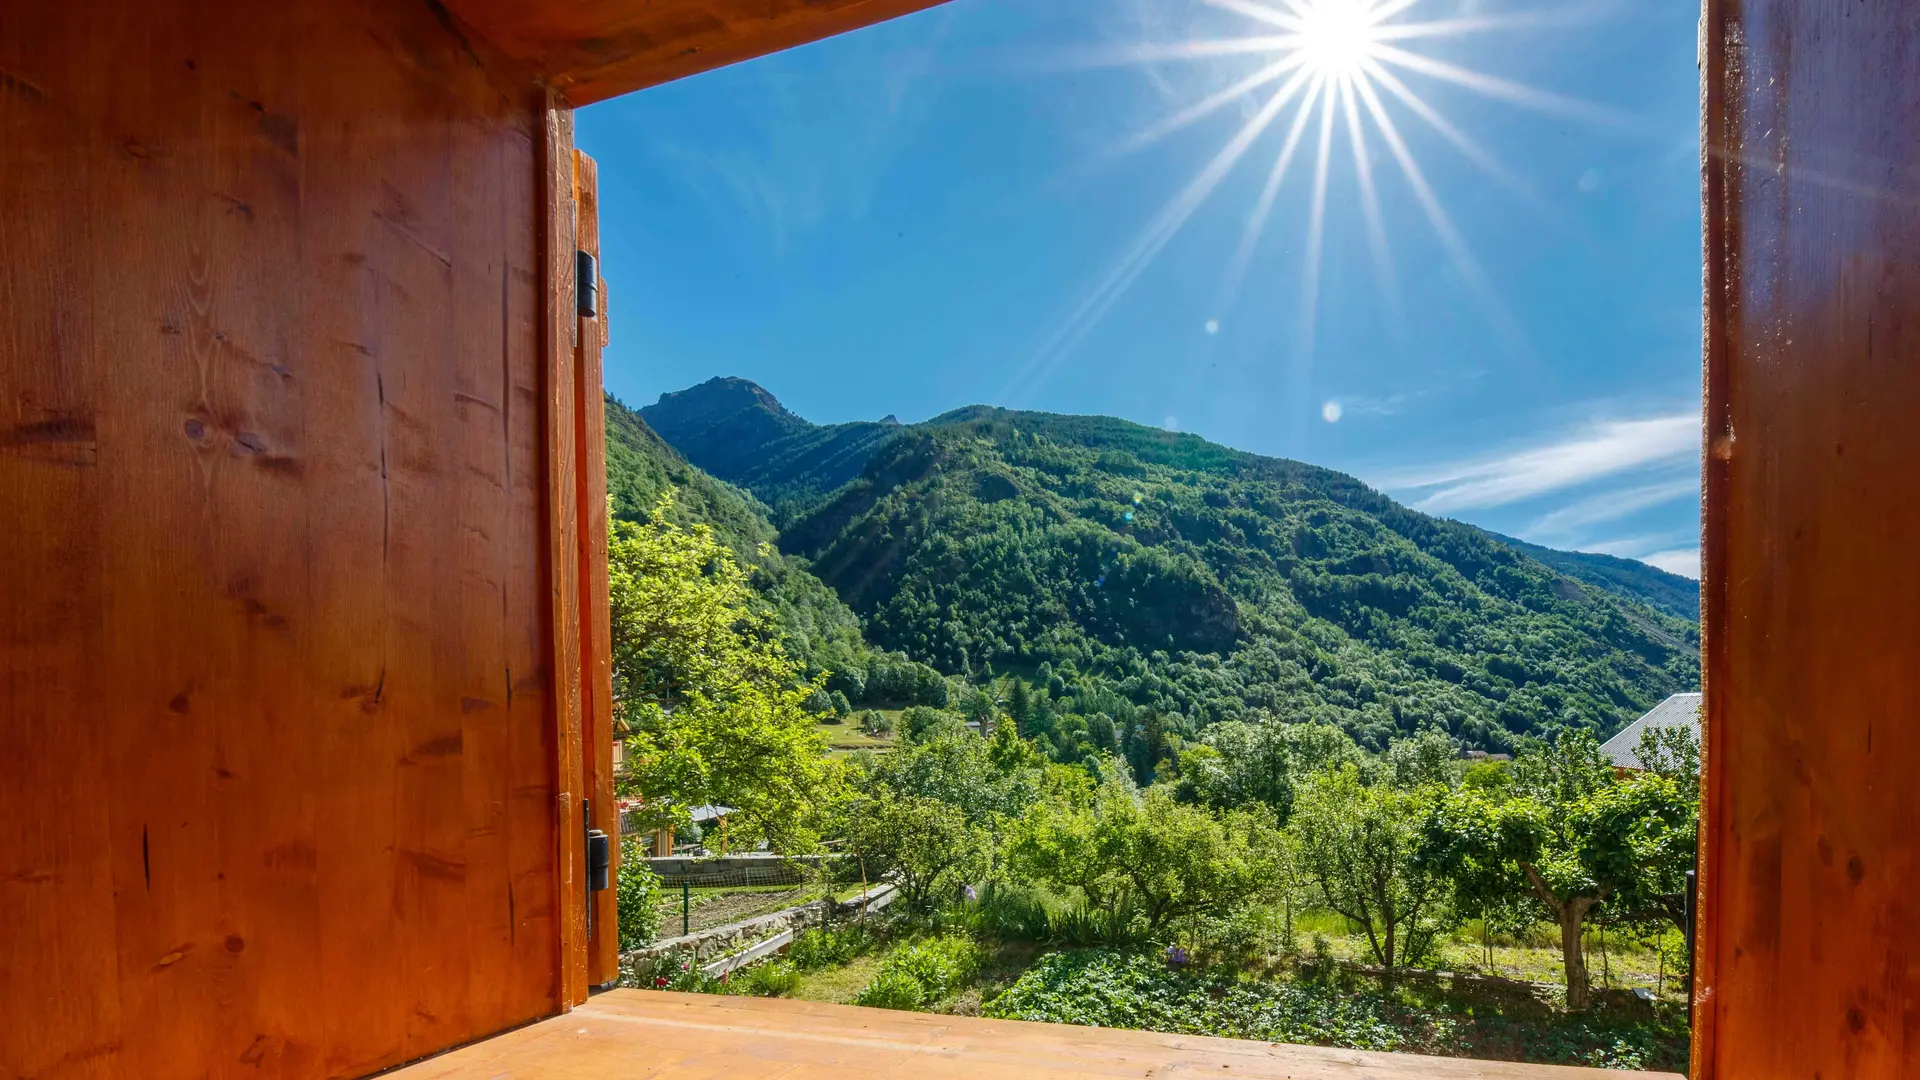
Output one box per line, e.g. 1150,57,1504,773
791,953,887,1002
1278,910,1687,1000
822,726,894,750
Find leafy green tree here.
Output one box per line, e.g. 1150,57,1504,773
1422,732,1695,1009
1006,679,1034,734
953,683,996,728
1291,765,1450,974
615,854,664,952
1384,729,1459,790
1126,712,1174,786
843,791,988,912
901,705,968,743
1174,719,1293,815
1616,723,1701,939
868,729,1043,824
1461,759,1513,795
609,495,842,850
1510,728,1614,809
987,721,1048,775
1635,719,1701,793
1006,780,1279,936
1280,722,1366,780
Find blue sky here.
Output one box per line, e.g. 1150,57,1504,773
579,0,1703,577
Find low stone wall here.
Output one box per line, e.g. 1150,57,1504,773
621,884,897,980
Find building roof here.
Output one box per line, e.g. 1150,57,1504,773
1601,693,1702,770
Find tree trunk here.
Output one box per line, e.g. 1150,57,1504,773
1558,904,1592,1011
1521,865,1599,1012
1383,916,1397,978
1598,918,1610,988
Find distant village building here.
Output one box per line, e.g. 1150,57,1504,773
1601,692,1703,772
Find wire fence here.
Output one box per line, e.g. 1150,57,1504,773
654,862,812,889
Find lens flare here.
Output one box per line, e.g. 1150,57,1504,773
1000,0,1625,408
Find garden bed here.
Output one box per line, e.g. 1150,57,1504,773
666,914,1688,1074
985,949,1687,1072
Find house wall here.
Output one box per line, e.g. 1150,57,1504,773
0,3,573,1076
1698,0,1920,1076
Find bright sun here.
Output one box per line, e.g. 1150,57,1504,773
1295,0,1378,77
1000,0,1624,406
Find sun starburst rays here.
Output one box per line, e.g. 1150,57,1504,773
1000,0,1627,406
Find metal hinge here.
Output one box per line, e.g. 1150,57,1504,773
584,799,611,951
576,250,599,319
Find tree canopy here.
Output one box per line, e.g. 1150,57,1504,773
608,494,842,850
1421,731,1696,1009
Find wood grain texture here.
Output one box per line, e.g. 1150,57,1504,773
390,990,1679,1080
572,149,621,988
1697,0,1920,1076
438,0,954,104
0,2,563,1076
542,91,590,1013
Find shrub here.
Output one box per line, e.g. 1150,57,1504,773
617,855,665,952
645,955,723,994
853,935,983,1010
887,936,983,999
853,968,930,1010
1189,908,1279,967
859,710,894,736
789,922,883,971
985,949,1403,1051
963,882,1054,942
901,706,967,743
733,960,802,997
1050,897,1137,946
1005,781,1280,939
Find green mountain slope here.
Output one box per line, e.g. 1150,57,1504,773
605,393,867,674
604,393,954,708
639,383,1701,756
639,377,900,525
606,392,777,550
1488,532,1700,621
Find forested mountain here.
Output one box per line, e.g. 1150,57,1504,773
640,377,900,526
1488,532,1700,621
606,394,778,550
614,380,1701,760
606,393,962,713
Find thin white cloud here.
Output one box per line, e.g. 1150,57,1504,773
1576,534,1701,579
1637,548,1701,579
1375,412,1698,513
1584,533,1687,559
1524,476,1698,538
